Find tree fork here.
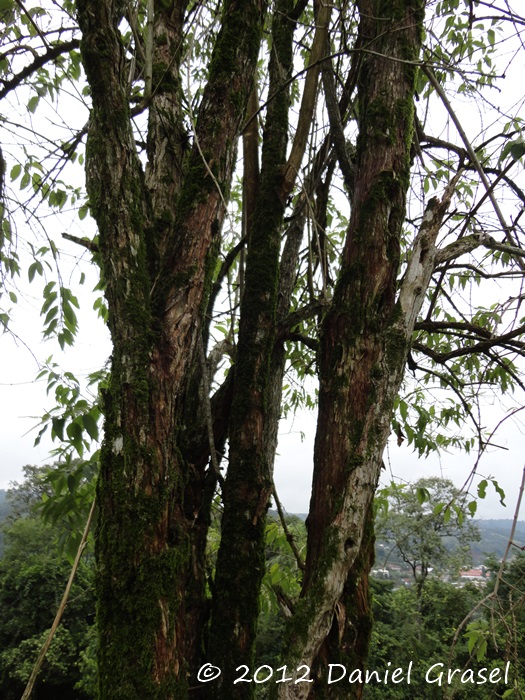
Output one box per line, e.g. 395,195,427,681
78,0,265,697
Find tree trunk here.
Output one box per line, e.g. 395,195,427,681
207,2,333,696
278,1,427,697
77,1,263,697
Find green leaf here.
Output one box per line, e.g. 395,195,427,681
52,417,65,441
416,487,430,505
510,142,525,161
44,306,59,325
28,261,42,282
66,421,84,456
62,301,77,329
477,479,488,499
10,163,21,181
476,639,487,661
491,478,506,506
82,413,99,442
27,95,39,113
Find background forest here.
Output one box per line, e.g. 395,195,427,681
1,471,525,699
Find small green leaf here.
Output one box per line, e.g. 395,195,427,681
433,502,445,515
20,171,30,190
476,639,487,661
62,301,77,329
28,261,40,282
416,487,430,505
477,479,488,499
491,478,506,506
10,163,21,181
66,421,84,455
27,95,39,113
52,416,65,441
510,142,525,161
82,413,99,441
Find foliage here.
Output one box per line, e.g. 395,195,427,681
376,478,480,594
0,514,95,699
364,578,512,700
481,553,525,697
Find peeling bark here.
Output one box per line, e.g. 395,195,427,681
278,2,428,697
77,0,264,697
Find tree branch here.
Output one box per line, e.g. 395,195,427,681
272,482,305,572
423,66,525,267
0,39,80,100
399,172,462,330
321,58,355,192
62,232,99,253
280,1,332,198
412,323,525,363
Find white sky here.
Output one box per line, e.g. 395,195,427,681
1,4,525,523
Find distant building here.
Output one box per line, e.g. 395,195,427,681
460,567,486,580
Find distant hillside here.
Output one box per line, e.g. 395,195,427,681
471,519,525,561
0,489,10,557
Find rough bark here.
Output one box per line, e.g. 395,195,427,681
207,2,332,696
207,2,297,695
77,0,263,697
278,2,427,698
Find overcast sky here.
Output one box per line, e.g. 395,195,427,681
2,12,525,523
2,280,524,522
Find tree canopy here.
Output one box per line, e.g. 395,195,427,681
376,477,481,594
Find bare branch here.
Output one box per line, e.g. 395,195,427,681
272,483,305,572
399,172,462,330
423,66,525,266
62,232,99,253
281,1,332,198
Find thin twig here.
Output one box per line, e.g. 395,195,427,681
20,497,96,700
494,463,525,597
272,482,305,572
198,335,225,487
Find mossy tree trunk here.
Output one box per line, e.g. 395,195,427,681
77,1,263,698
207,2,331,697
5,3,523,700
276,2,454,698
75,1,459,699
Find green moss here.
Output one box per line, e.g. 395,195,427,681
385,325,408,373
96,428,194,698
175,154,215,224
